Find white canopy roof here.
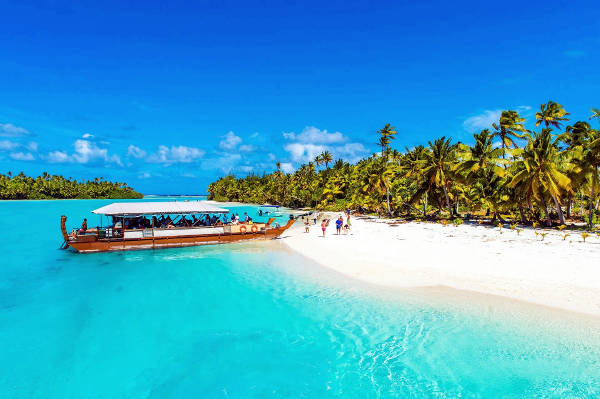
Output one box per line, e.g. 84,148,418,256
92,201,229,216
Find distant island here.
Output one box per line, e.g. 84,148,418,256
0,172,143,200
208,102,600,228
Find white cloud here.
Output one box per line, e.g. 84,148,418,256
45,139,121,166
10,152,34,161
280,162,294,173
27,141,38,152
238,144,256,152
0,140,19,151
283,126,346,144
282,126,368,164
72,139,121,165
138,172,151,179
284,142,327,163
127,145,147,159
250,132,259,138
148,145,205,164
268,153,276,161
82,133,94,139
47,150,69,163
463,110,503,132
335,142,369,163
219,131,242,150
463,106,532,132
239,165,253,173
0,123,29,137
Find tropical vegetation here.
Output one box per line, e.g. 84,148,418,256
208,102,600,228
0,172,143,200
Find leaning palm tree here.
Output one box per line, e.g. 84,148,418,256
536,101,570,129
510,129,572,225
491,110,527,161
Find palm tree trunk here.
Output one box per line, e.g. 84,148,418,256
386,187,391,216
552,196,566,225
519,206,527,224
542,196,552,226
589,170,597,228
566,198,572,219
442,185,452,216
422,192,428,217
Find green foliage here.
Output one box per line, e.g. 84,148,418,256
0,172,143,200
208,102,600,228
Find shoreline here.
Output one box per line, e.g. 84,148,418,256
280,213,600,318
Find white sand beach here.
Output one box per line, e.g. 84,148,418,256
282,214,600,317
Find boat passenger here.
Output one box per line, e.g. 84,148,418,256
78,219,87,235
244,212,249,222
223,214,229,224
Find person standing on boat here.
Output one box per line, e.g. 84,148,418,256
244,212,249,223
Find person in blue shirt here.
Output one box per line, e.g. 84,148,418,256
335,216,343,235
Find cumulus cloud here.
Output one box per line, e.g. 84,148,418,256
282,126,368,164
219,131,242,150
148,145,205,164
238,144,256,152
10,152,35,161
463,106,532,132
283,126,346,144
27,141,38,152
127,145,147,159
0,140,20,151
284,142,327,163
280,162,294,173
82,133,94,139
45,139,121,166
47,150,70,163
0,123,29,137
463,110,503,132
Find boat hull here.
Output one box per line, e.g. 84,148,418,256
66,221,295,253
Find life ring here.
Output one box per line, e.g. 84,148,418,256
251,225,258,233
240,225,247,233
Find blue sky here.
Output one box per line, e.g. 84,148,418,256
1,0,598,194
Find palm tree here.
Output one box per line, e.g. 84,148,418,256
510,129,572,225
536,101,570,129
377,124,397,157
420,137,458,216
314,154,323,168
320,151,333,169
491,110,527,161
591,108,600,124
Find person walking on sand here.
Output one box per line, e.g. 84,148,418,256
321,219,328,237
304,218,310,233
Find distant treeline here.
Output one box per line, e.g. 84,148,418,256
0,172,143,200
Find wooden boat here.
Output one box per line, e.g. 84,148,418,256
60,201,295,253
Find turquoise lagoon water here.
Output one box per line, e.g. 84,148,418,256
1,198,600,398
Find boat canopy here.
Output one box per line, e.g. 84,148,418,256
92,201,230,216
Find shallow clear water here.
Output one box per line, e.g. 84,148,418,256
1,199,600,398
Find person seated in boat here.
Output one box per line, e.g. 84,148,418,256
78,218,88,235
223,213,229,224
152,216,158,228
210,215,218,225
247,217,253,225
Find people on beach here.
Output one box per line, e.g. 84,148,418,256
335,216,343,234
313,212,318,225
321,219,329,237
304,218,310,233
